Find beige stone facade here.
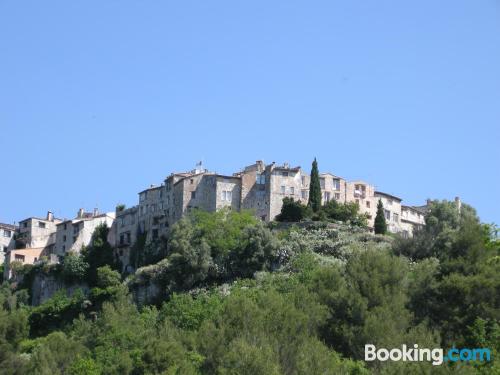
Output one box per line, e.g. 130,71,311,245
16,212,61,251
54,209,116,257
401,205,426,238
373,191,403,233
3,247,48,279
0,223,16,264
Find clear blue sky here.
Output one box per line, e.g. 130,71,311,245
1,1,499,225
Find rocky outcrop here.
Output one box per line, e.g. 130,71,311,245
31,273,89,306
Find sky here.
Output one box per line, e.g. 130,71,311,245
1,1,499,225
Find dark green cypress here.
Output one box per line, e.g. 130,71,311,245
374,199,387,234
308,158,322,212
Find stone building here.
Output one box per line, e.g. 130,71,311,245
54,209,116,257
373,191,403,233
401,205,426,238
0,223,16,264
16,212,61,251
3,247,48,279
238,161,306,221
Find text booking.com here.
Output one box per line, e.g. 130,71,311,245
365,344,491,366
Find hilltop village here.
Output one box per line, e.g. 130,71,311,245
1,160,438,279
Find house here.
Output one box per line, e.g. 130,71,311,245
0,223,16,264
16,211,61,251
3,247,48,279
373,191,403,233
54,209,115,257
401,205,426,238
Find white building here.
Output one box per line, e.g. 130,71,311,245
54,209,115,257
0,223,16,264
17,212,61,251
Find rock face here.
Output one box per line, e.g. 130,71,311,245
31,273,89,306
129,281,161,307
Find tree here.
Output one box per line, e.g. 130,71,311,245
276,197,309,222
374,199,387,235
308,158,322,213
82,224,117,286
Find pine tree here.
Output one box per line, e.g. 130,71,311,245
374,199,387,234
308,158,322,212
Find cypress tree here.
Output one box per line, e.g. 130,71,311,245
374,199,387,234
308,158,322,212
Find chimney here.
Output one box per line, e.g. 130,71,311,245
77,208,84,218
455,196,462,214
46,211,54,221
93,208,99,217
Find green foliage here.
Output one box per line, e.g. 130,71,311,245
156,209,278,291
95,266,121,289
82,223,118,286
1,198,498,374
374,199,387,234
160,292,223,331
308,158,322,212
276,197,310,222
29,290,86,337
322,199,369,227
62,254,89,282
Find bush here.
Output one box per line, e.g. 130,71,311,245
276,197,310,222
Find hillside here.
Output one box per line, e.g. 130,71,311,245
0,200,499,374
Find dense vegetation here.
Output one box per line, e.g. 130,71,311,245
0,200,498,374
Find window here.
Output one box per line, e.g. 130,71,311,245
393,213,399,223
333,179,341,191
366,201,371,208
152,229,159,239
3,230,11,237
384,210,391,221
191,191,196,199
402,230,409,239
280,185,286,194
120,234,124,245
256,173,266,184
222,190,233,201
190,179,194,185
323,192,331,202
320,178,325,189
126,232,131,244
301,176,306,185
63,235,67,242
282,171,289,177
38,221,46,229
290,187,295,195
387,199,393,206
15,254,25,262
23,222,28,228
63,223,67,230
73,236,77,243
34,257,37,262
3,246,8,253
334,193,340,200
62,245,66,252
301,190,308,199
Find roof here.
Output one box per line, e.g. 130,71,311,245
402,205,424,214
0,223,17,231
10,247,45,255
375,191,402,202
138,185,164,194
19,217,63,223
320,172,345,180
